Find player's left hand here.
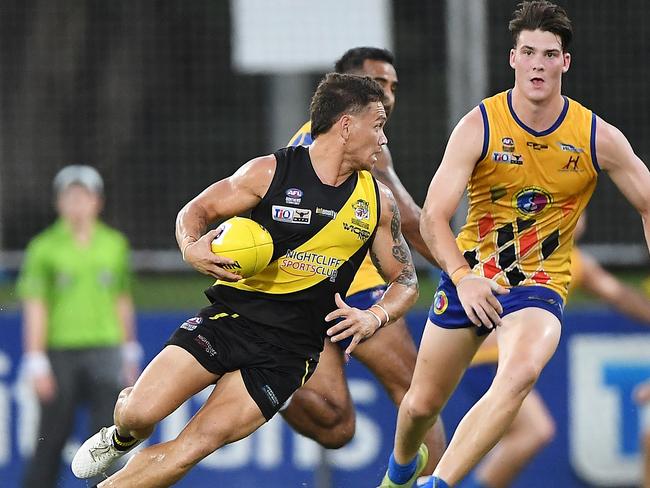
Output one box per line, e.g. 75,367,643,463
325,293,382,355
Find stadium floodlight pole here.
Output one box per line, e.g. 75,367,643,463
445,0,488,233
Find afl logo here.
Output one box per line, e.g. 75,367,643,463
513,186,553,216
433,290,448,315
286,188,303,198
285,187,303,205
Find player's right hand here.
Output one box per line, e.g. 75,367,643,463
182,229,242,281
32,372,57,402
456,274,509,329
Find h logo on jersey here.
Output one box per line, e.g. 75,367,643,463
560,155,582,172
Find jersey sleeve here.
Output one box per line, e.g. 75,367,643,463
16,238,51,300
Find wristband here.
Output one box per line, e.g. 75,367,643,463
23,351,51,377
370,304,390,325
366,309,383,329
181,238,196,261
122,341,144,363
450,265,472,286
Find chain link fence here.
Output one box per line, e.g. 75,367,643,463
1,1,648,269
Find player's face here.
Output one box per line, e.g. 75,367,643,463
56,184,102,225
348,101,388,170
356,59,398,118
510,29,571,103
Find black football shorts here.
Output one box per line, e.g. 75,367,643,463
166,302,318,420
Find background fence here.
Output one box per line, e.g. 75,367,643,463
1,0,648,268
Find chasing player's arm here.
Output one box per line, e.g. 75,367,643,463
326,184,419,355
176,155,276,280
420,107,508,328
371,146,438,266
578,249,650,325
595,117,650,255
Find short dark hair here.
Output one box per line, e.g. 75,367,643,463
310,73,384,139
334,47,395,74
509,1,573,51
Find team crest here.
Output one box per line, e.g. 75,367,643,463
513,186,553,216
501,137,515,152
433,290,448,315
352,199,370,220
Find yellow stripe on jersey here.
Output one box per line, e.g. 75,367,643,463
347,254,385,297
288,120,385,296
219,170,379,294
457,91,598,300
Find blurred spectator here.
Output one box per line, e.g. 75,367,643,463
16,165,142,488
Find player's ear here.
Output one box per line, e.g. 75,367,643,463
562,52,571,73
339,114,352,144
509,48,516,69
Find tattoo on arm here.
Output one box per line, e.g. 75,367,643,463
393,240,417,289
396,262,418,289
370,248,386,280
389,195,401,243
387,191,418,289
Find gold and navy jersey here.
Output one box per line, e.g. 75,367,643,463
457,90,599,300
209,145,381,355
288,120,385,296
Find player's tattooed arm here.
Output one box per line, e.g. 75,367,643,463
370,189,418,291
388,193,418,290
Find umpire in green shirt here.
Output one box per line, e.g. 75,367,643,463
17,165,142,488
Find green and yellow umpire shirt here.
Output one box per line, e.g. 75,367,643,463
16,219,131,349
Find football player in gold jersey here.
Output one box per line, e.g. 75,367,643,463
381,2,650,487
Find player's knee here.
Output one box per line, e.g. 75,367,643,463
117,396,158,432
402,389,441,423
497,361,542,398
531,415,556,448
318,414,356,449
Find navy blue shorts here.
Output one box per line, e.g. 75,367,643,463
335,285,387,349
428,272,564,336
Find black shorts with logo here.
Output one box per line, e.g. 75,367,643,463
166,302,318,420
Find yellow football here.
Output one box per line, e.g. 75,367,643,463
210,217,274,278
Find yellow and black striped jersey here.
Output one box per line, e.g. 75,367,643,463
287,120,385,296
209,145,381,355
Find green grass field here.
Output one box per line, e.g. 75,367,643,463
1,269,649,312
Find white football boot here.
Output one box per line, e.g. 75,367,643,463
71,425,142,479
